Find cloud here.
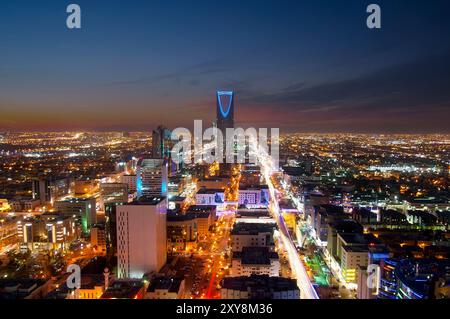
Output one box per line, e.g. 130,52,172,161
244,51,450,115
108,57,232,87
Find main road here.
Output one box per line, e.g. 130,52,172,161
250,140,319,300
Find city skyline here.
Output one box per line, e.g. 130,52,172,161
1,0,450,133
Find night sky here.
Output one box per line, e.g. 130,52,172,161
1,0,450,133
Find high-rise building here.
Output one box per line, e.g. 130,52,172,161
32,177,71,205
104,203,120,258
54,197,97,235
100,183,129,209
116,197,167,279
136,159,168,199
120,174,137,192
216,91,234,134
216,91,235,171
32,178,51,204
152,126,172,159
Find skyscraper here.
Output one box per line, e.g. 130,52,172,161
136,158,168,199
152,126,172,159
216,91,234,134
216,91,235,171
116,197,167,279
32,178,51,204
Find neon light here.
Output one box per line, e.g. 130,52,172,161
217,91,233,118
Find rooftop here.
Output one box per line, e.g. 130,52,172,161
125,197,166,205
100,280,144,299
147,277,183,294
222,275,299,293
231,223,275,235
196,188,224,194
233,247,278,265
0,279,49,300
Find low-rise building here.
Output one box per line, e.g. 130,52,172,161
100,280,146,299
221,275,299,299
145,276,185,299
231,247,280,277
0,279,52,299
17,214,78,251
231,223,275,252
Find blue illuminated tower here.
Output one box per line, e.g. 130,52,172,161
216,90,234,133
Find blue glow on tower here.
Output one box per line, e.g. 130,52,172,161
217,91,234,119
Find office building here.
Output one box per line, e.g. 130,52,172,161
378,259,399,299
152,125,172,159
341,246,369,283
231,223,276,252
16,214,77,251
231,247,280,277
100,183,128,209
195,189,225,205
104,202,121,258
145,276,185,299
54,197,97,235
91,223,106,253
100,280,146,299
116,197,167,279
167,212,198,251
216,91,234,135
327,219,364,260
73,179,98,196
136,159,168,198
221,275,299,299
9,197,40,212
120,174,137,193
32,177,70,205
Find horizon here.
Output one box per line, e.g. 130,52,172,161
2,130,450,135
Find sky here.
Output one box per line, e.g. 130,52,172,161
1,0,450,133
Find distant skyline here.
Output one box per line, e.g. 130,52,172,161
1,0,450,133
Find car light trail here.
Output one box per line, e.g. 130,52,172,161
250,139,319,300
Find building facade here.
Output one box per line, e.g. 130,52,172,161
116,198,167,279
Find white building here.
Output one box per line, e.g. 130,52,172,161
231,223,275,252
136,159,168,198
195,189,224,205
357,265,377,299
116,197,167,279
221,275,300,299
238,188,269,206
120,174,137,193
195,188,269,206
231,247,280,277
341,245,369,283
